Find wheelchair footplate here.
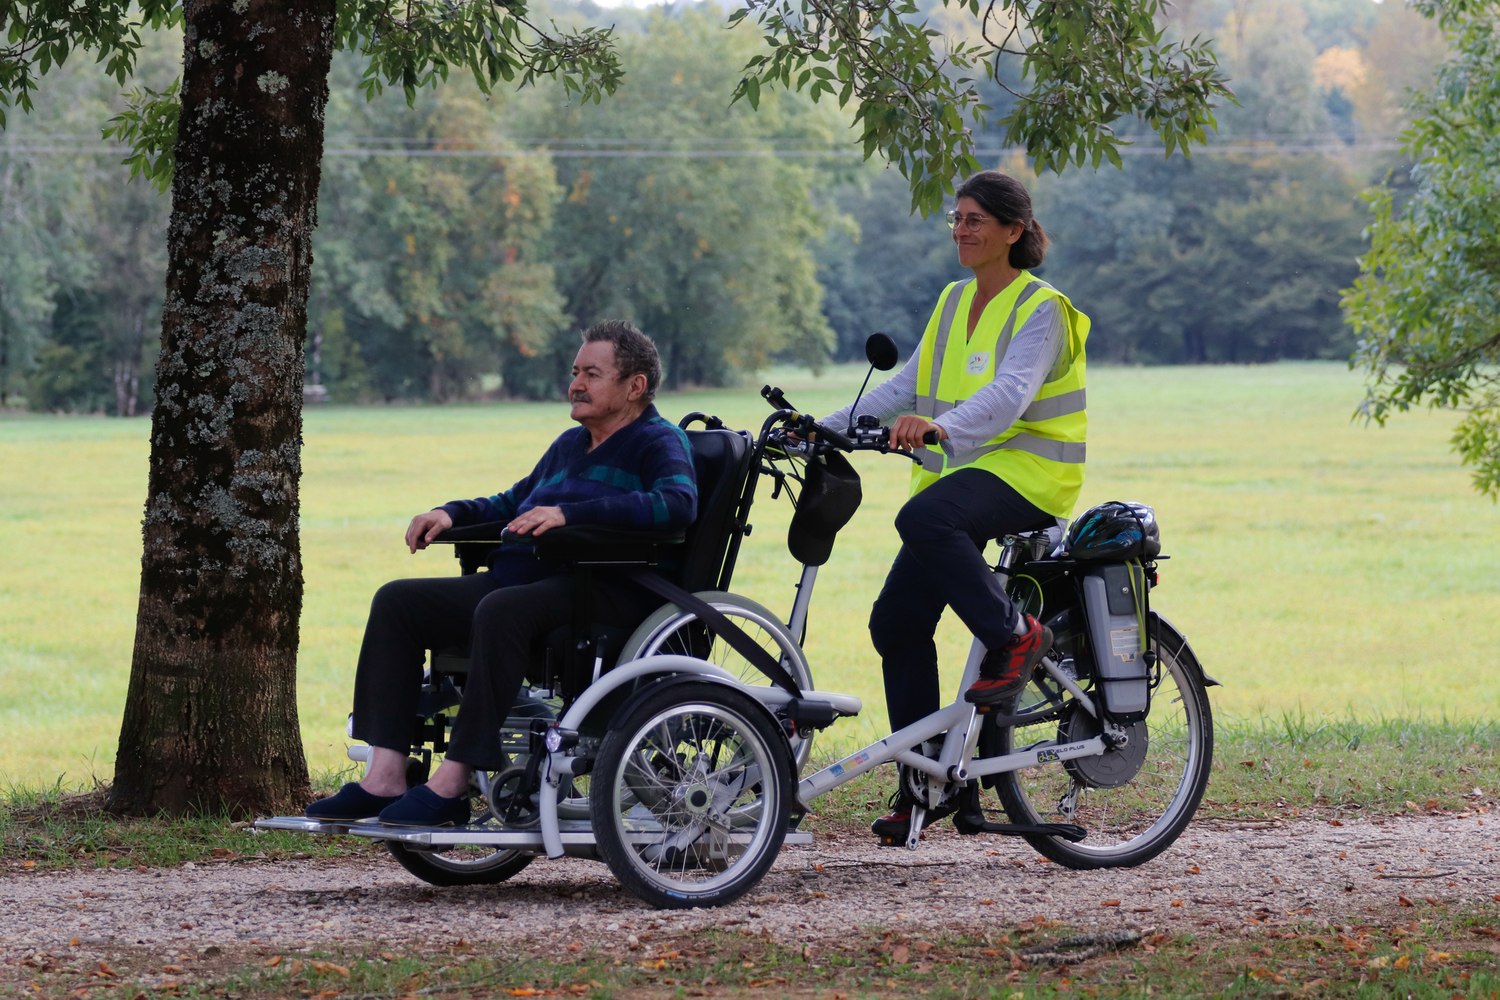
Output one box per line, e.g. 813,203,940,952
252,816,814,853
254,816,364,836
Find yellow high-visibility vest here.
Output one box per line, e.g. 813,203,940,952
911,273,1089,517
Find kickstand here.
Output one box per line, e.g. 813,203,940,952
904,803,927,850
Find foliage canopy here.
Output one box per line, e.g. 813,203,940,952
1343,0,1500,498
731,0,1231,210
17,0,1234,214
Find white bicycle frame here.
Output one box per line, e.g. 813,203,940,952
792,640,1103,849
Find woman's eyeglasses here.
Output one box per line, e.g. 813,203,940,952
946,210,996,232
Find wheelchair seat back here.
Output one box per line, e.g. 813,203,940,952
675,427,754,593
533,426,754,688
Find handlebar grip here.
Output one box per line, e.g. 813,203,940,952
921,429,941,446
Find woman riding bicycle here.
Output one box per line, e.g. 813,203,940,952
820,170,1091,844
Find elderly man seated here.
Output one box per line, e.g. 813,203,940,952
306,320,697,827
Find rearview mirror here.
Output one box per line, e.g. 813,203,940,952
865,333,899,372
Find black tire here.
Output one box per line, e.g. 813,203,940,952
591,681,793,909
385,841,533,887
384,762,539,887
992,615,1213,868
619,592,815,771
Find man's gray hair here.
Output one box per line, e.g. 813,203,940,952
583,320,662,402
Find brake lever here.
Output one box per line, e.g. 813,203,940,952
769,470,785,500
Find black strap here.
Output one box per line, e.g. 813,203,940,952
627,569,802,697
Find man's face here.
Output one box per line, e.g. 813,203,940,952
569,340,642,428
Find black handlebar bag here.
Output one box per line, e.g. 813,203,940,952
787,450,862,567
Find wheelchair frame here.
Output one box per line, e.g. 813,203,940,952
259,408,860,903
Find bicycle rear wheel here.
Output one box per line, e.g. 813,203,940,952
992,616,1213,868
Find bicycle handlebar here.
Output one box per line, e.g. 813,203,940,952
760,383,930,462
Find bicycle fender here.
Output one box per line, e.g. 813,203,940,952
1150,613,1219,687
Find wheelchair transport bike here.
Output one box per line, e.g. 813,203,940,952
258,334,1217,909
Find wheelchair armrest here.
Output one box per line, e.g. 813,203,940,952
430,522,508,575
432,521,510,544
430,522,685,569
530,524,686,566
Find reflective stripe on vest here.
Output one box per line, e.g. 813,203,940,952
1021,387,1087,422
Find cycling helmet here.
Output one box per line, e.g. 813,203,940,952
1064,501,1160,561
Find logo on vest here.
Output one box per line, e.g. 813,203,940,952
966,351,989,374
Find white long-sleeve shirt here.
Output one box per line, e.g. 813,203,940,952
822,298,1066,457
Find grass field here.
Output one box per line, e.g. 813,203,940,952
3,361,1498,789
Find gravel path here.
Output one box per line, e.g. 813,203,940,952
4,811,1496,984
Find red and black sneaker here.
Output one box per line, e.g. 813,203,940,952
965,614,1052,708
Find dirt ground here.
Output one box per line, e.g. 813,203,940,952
3,810,1497,993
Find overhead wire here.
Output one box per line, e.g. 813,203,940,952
0,135,1411,159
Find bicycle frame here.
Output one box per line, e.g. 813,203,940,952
681,411,1117,848
791,535,1107,846
537,529,1109,856
801,672,1097,833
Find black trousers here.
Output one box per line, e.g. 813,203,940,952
350,552,658,770
868,468,1053,733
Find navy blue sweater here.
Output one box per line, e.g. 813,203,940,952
441,405,697,533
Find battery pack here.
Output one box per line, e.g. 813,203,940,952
1081,562,1150,718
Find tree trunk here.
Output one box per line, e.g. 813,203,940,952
110,0,336,817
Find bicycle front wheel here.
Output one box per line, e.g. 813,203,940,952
993,615,1213,868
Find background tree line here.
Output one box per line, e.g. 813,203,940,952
0,0,1446,415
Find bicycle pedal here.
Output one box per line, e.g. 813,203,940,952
876,831,925,847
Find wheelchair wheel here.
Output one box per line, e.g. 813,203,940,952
991,617,1213,869
385,766,537,887
386,841,533,887
618,592,814,770
591,681,793,909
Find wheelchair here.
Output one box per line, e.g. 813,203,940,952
260,410,862,907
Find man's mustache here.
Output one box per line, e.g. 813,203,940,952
570,392,591,404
